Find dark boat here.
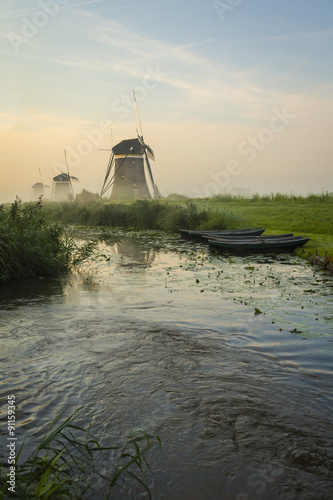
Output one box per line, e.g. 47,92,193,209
208,235,310,252
179,227,265,239
202,232,294,241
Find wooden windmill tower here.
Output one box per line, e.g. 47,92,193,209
31,169,49,200
52,150,79,201
100,91,158,200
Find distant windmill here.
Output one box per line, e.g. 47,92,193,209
100,90,159,200
31,168,49,200
52,150,79,201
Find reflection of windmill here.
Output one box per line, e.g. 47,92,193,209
52,150,79,201
100,90,159,200
31,169,49,200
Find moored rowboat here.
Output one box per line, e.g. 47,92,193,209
208,235,310,252
180,227,265,239
202,232,294,241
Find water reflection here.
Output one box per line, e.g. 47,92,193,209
115,236,155,268
0,276,65,310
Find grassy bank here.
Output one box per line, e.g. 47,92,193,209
0,199,98,285
192,193,333,260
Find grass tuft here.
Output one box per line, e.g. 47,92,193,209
0,407,160,499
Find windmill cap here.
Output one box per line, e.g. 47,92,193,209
112,138,145,155
53,173,79,182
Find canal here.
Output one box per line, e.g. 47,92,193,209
1,231,332,499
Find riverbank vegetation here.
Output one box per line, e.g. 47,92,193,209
39,192,332,259
0,199,98,285
0,407,160,499
1,193,331,284
41,199,242,233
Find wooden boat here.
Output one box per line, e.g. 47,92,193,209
179,227,265,239
202,232,294,241
208,235,310,252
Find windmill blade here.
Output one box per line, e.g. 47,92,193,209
133,89,143,138
100,152,115,197
64,149,74,196
144,149,159,199
145,142,155,161
70,176,79,182
137,134,155,161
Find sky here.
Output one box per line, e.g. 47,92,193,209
0,0,333,202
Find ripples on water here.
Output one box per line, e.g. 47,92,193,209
0,232,333,499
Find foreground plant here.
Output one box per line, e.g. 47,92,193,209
0,407,161,499
0,199,99,284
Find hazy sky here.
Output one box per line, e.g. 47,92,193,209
1,0,332,202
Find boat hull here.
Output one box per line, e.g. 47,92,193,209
208,236,310,253
203,232,294,241
180,228,265,239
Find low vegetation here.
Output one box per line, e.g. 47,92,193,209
0,199,98,285
41,199,243,233
0,407,160,499
39,192,332,259
1,192,331,284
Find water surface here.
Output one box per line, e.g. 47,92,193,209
0,232,332,499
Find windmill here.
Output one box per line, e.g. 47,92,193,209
52,150,79,201
31,168,49,200
100,90,159,200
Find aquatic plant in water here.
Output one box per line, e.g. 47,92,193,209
0,407,160,499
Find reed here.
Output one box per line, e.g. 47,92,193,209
209,191,333,204
41,200,243,233
0,199,99,284
0,407,160,499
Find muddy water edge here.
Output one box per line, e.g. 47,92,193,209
0,230,333,500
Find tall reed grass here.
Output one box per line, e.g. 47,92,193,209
0,199,98,284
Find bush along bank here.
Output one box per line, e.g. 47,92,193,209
0,199,98,285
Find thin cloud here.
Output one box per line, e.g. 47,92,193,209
0,0,105,20
219,29,333,48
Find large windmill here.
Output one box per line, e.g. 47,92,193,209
52,150,79,201
100,91,159,201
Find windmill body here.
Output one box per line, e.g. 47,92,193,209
31,168,49,200
31,182,46,200
110,138,151,201
52,173,78,201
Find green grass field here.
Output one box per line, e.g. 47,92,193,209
190,195,333,260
